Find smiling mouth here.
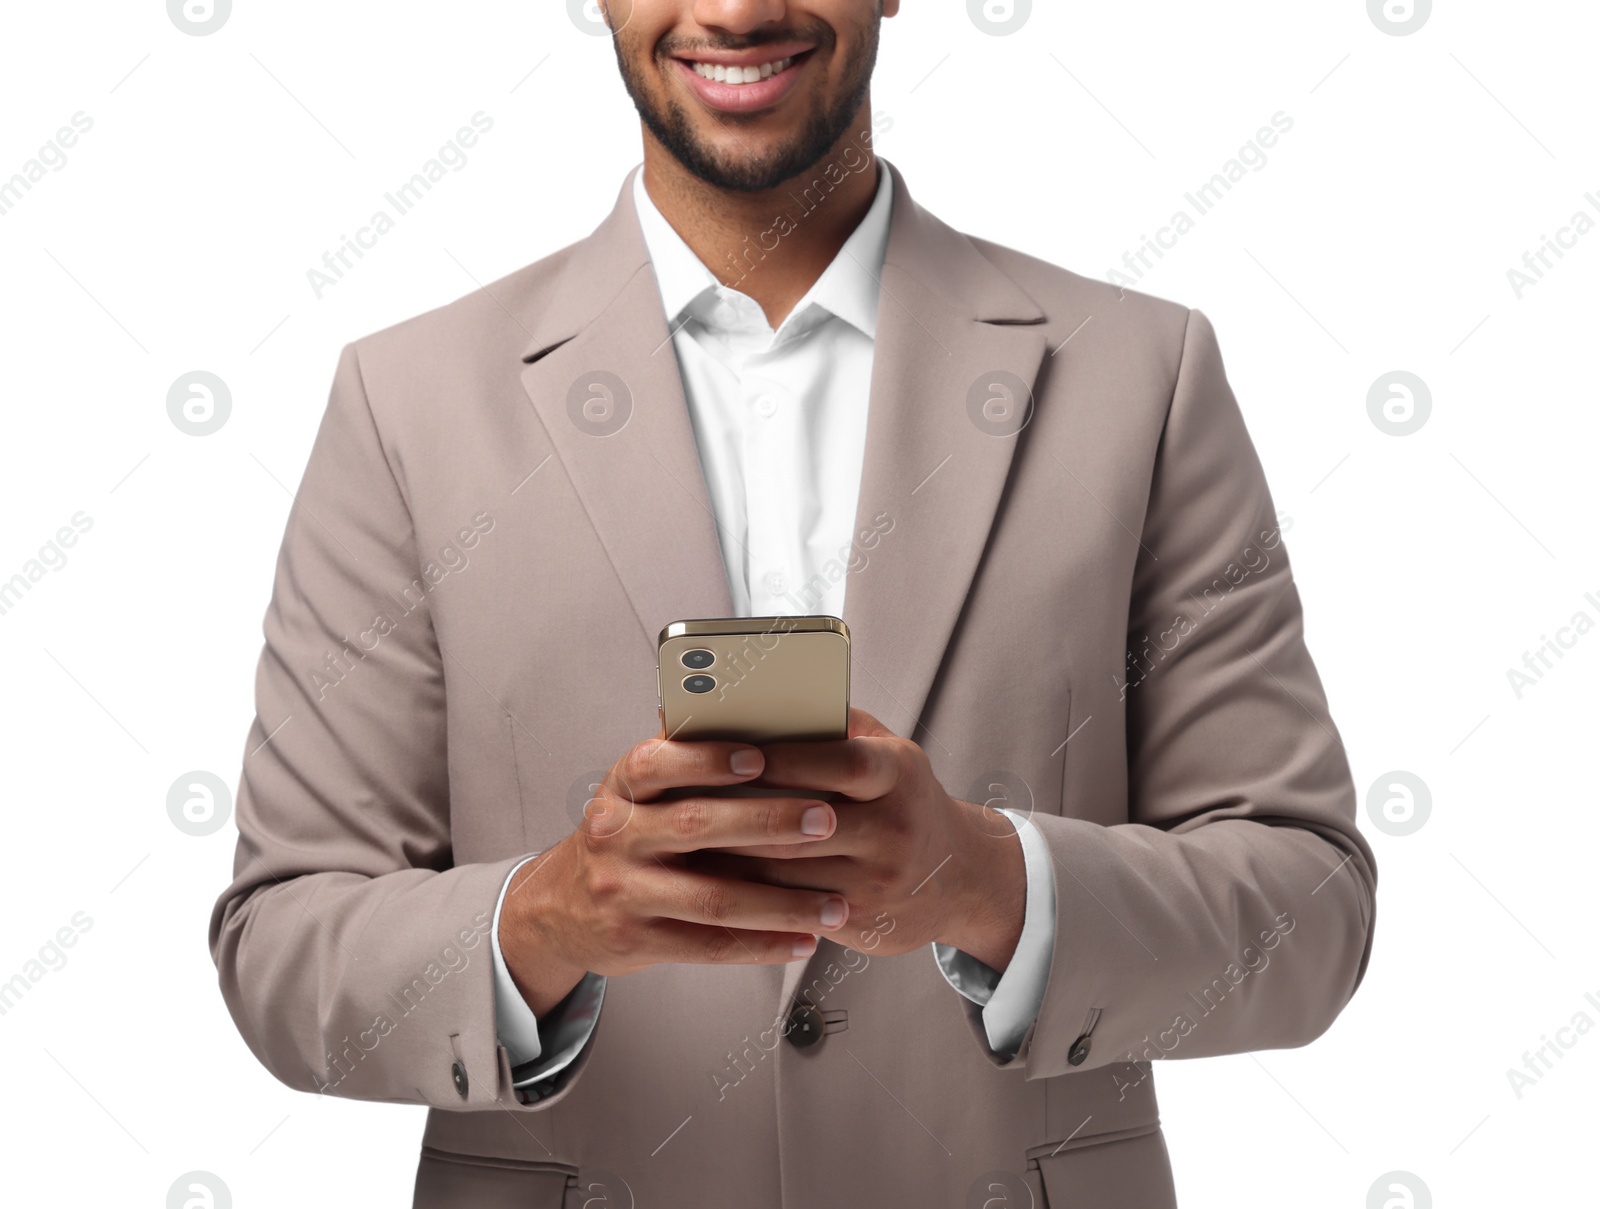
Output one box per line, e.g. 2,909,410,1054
682,49,813,86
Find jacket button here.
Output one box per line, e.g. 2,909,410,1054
785,1002,825,1049
451,1060,469,1098
1067,1035,1091,1066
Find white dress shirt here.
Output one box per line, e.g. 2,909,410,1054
490,161,1057,1092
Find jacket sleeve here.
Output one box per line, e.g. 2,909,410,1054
1000,307,1377,1081
207,343,594,1110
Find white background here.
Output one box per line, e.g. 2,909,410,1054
1,1,1594,1205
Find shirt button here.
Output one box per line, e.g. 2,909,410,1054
1067,1035,1091,1066
752,394,777,417
765,570,787,594
450,1060,469,1098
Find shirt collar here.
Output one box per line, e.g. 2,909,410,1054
631,159,893,341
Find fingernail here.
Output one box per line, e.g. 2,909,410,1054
819,899,847,928
800,805,831,836
730,748,763,775
792,935,817,958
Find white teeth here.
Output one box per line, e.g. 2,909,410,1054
692,56,793,85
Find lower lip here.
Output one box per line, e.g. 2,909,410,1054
671,52,812,115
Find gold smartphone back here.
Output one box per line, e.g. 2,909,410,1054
657,615,850,744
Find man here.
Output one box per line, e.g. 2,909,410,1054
210,2,1377,1206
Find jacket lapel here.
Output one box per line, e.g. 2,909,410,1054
840,160,1047,752
518,167,735,654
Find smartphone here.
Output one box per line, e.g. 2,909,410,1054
657,615,850,744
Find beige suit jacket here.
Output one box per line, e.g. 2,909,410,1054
210,157,1377,1209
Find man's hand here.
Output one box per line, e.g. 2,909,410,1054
498,735,850,1017
697,708,1028,973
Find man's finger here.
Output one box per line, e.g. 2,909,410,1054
754,734,902,801
697,804,867,860
640,795,836,854
638,866,849,935
643,919,819,966
846,706,896,740
686,850,854,891
609,736,768,802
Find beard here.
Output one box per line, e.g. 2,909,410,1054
611,18,879,194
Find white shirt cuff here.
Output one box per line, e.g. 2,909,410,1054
931,807,1056,1057
490,853,606,1087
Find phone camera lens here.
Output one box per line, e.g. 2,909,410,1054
681,649,715,670
682,674,716,695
